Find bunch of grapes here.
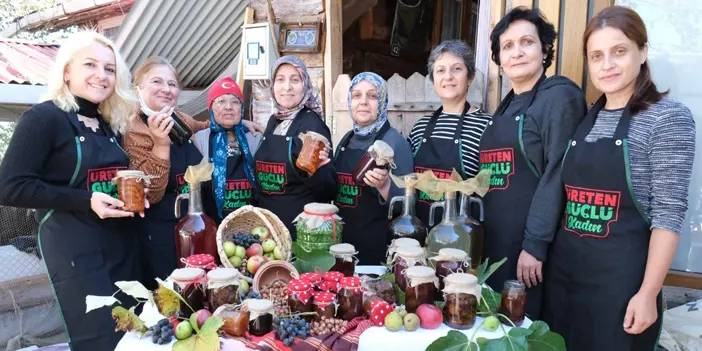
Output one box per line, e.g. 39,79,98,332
149,318,174,345
240,289,261,301
232,232,261,248
274,316,310,346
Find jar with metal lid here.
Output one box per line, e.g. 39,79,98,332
112,170,150,212
386,237,421,265
499,280,527,326
338,276,363,321
329,243,357,277
352,140,396,184
313,291,337,321
392,245,426,291
170,268,206,317
296,131,329,174
287,279,314,315
442,273,480,329
206,268,240,311
293,203,344,252
245,299,275,336
404,265,438,313
429,248,470,291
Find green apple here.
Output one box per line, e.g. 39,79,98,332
273,246,284,260
234,245,246,258
251,226,269,240
228,255,242,267
482,315,500,331
239,279,250,294
223,241,237,257
264,252,275,260
262,239,276,253
175,320,193,340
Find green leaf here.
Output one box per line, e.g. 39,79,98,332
111,306,147,334
173,316,224,351
478,286,501,313
508,327,533,338
527,331,566,351
476,257,507,285
154,283,182,317
527,320,551,337
426,330,474,351
393,283,406,306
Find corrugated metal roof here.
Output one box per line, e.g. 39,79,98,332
115,0,246,89
0,39,58,85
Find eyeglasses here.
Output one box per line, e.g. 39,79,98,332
213,98,242,107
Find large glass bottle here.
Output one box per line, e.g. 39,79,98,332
174,181,219,267
456,194,484,269
426,191,470,257
388,175,428,244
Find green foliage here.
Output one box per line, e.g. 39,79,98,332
426,322,566,351
173,316,224,351
111,306,148,334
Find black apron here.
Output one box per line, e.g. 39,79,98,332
37,112,137,351
479,77,544,318
255,114,318,239
544,96,661,351
140,138,202,288
207,135,255,221
333,122,391,265
413,103,469,227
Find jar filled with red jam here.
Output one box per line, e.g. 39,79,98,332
499,280,527,326
170,268,206,317
329,243,357,277
386,237,421,265
338,276,363,321
246,299,274,336
404,265,438,313
287,279,314,315
313,291,337,321
442,273,480,329
392,245,426,292
430,248,470,291
206,268,239,311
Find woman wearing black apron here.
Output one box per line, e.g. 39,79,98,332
331,72,413,264
124,57,207,286
544,6,695,350
193,77,260,222
0,32,141,350
409,40,491,227
479,8,586,319
255,56,337,238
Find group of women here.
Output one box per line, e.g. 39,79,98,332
0,4,695,351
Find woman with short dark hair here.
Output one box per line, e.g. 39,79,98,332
479,7,586,319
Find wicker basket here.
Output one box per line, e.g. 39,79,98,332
216,205,292,268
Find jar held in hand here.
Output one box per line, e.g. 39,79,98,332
352,140,396,185
296,131,329,174
113,170,151,212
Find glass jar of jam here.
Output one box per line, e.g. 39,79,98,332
351,140,395,184
338,276,363,321
296,131,329,174
499,280,527,326
313,291,337,321
170,268,206,317
404,265,438,313
245,299,274,336
299,272,323,290
442,273,480,329
386,237,421,265
214,304,249,337
206,268,240,311
322,271,345,293
430,248,470,291
287,279,314,315
329,243,357,277
293,203,344,252
361,275,396,308
113,170,149,212
392,245,426,292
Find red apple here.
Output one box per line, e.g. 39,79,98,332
247,255,266,274
246,243,263,257
189,309,212,330
416,304,443,329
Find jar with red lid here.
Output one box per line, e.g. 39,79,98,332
287,279,314,315
313,291,337,321
182,253,217,271
322,271,345,293
429,248,470,291
299,272,323,290
206,268,240,311
442,273,480,329
404,265,438,313
170,268,206,317
245,299,274,336
392,245,426,292
329,243,357,277
338,276,363,321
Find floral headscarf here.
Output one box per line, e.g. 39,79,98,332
348,72,389,136
271,55,323,120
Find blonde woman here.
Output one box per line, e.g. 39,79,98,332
0,31,140,350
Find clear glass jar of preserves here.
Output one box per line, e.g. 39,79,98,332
245,299,274,336
293,203,344,252
499,280,527,326
296,131,329,174
313,291,337,321
329,243,358,277
113,170,150,212
392,245,426,292
170,268,206,317
352,140,395,184
214,304,249,337
286,279,314,315
442,273,480,329
206,268,240,311
404,265,438,313
429,248,470,291
386,237,421,265
338,276,363,321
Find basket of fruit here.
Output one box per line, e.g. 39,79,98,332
217,205,292,272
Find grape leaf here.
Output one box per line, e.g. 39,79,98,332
111,306,147,334
478,285,501,313
173,316,224,351
154,283,182,317
85,295,120,313
426,330,477,351
115,280,152,301
476,257,507,285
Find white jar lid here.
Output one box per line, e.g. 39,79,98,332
391,238,420,248
443,272,478,286
207,268,238,282
245,298,274,313
170,268,205,282
329,243,356,255
395,245,424,259
405,265,435,279
303,202,339,214
115,170,146,178
437,248,468,261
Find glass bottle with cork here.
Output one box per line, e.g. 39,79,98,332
456,193,484,269
388,175,428,244
426,190,470,257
